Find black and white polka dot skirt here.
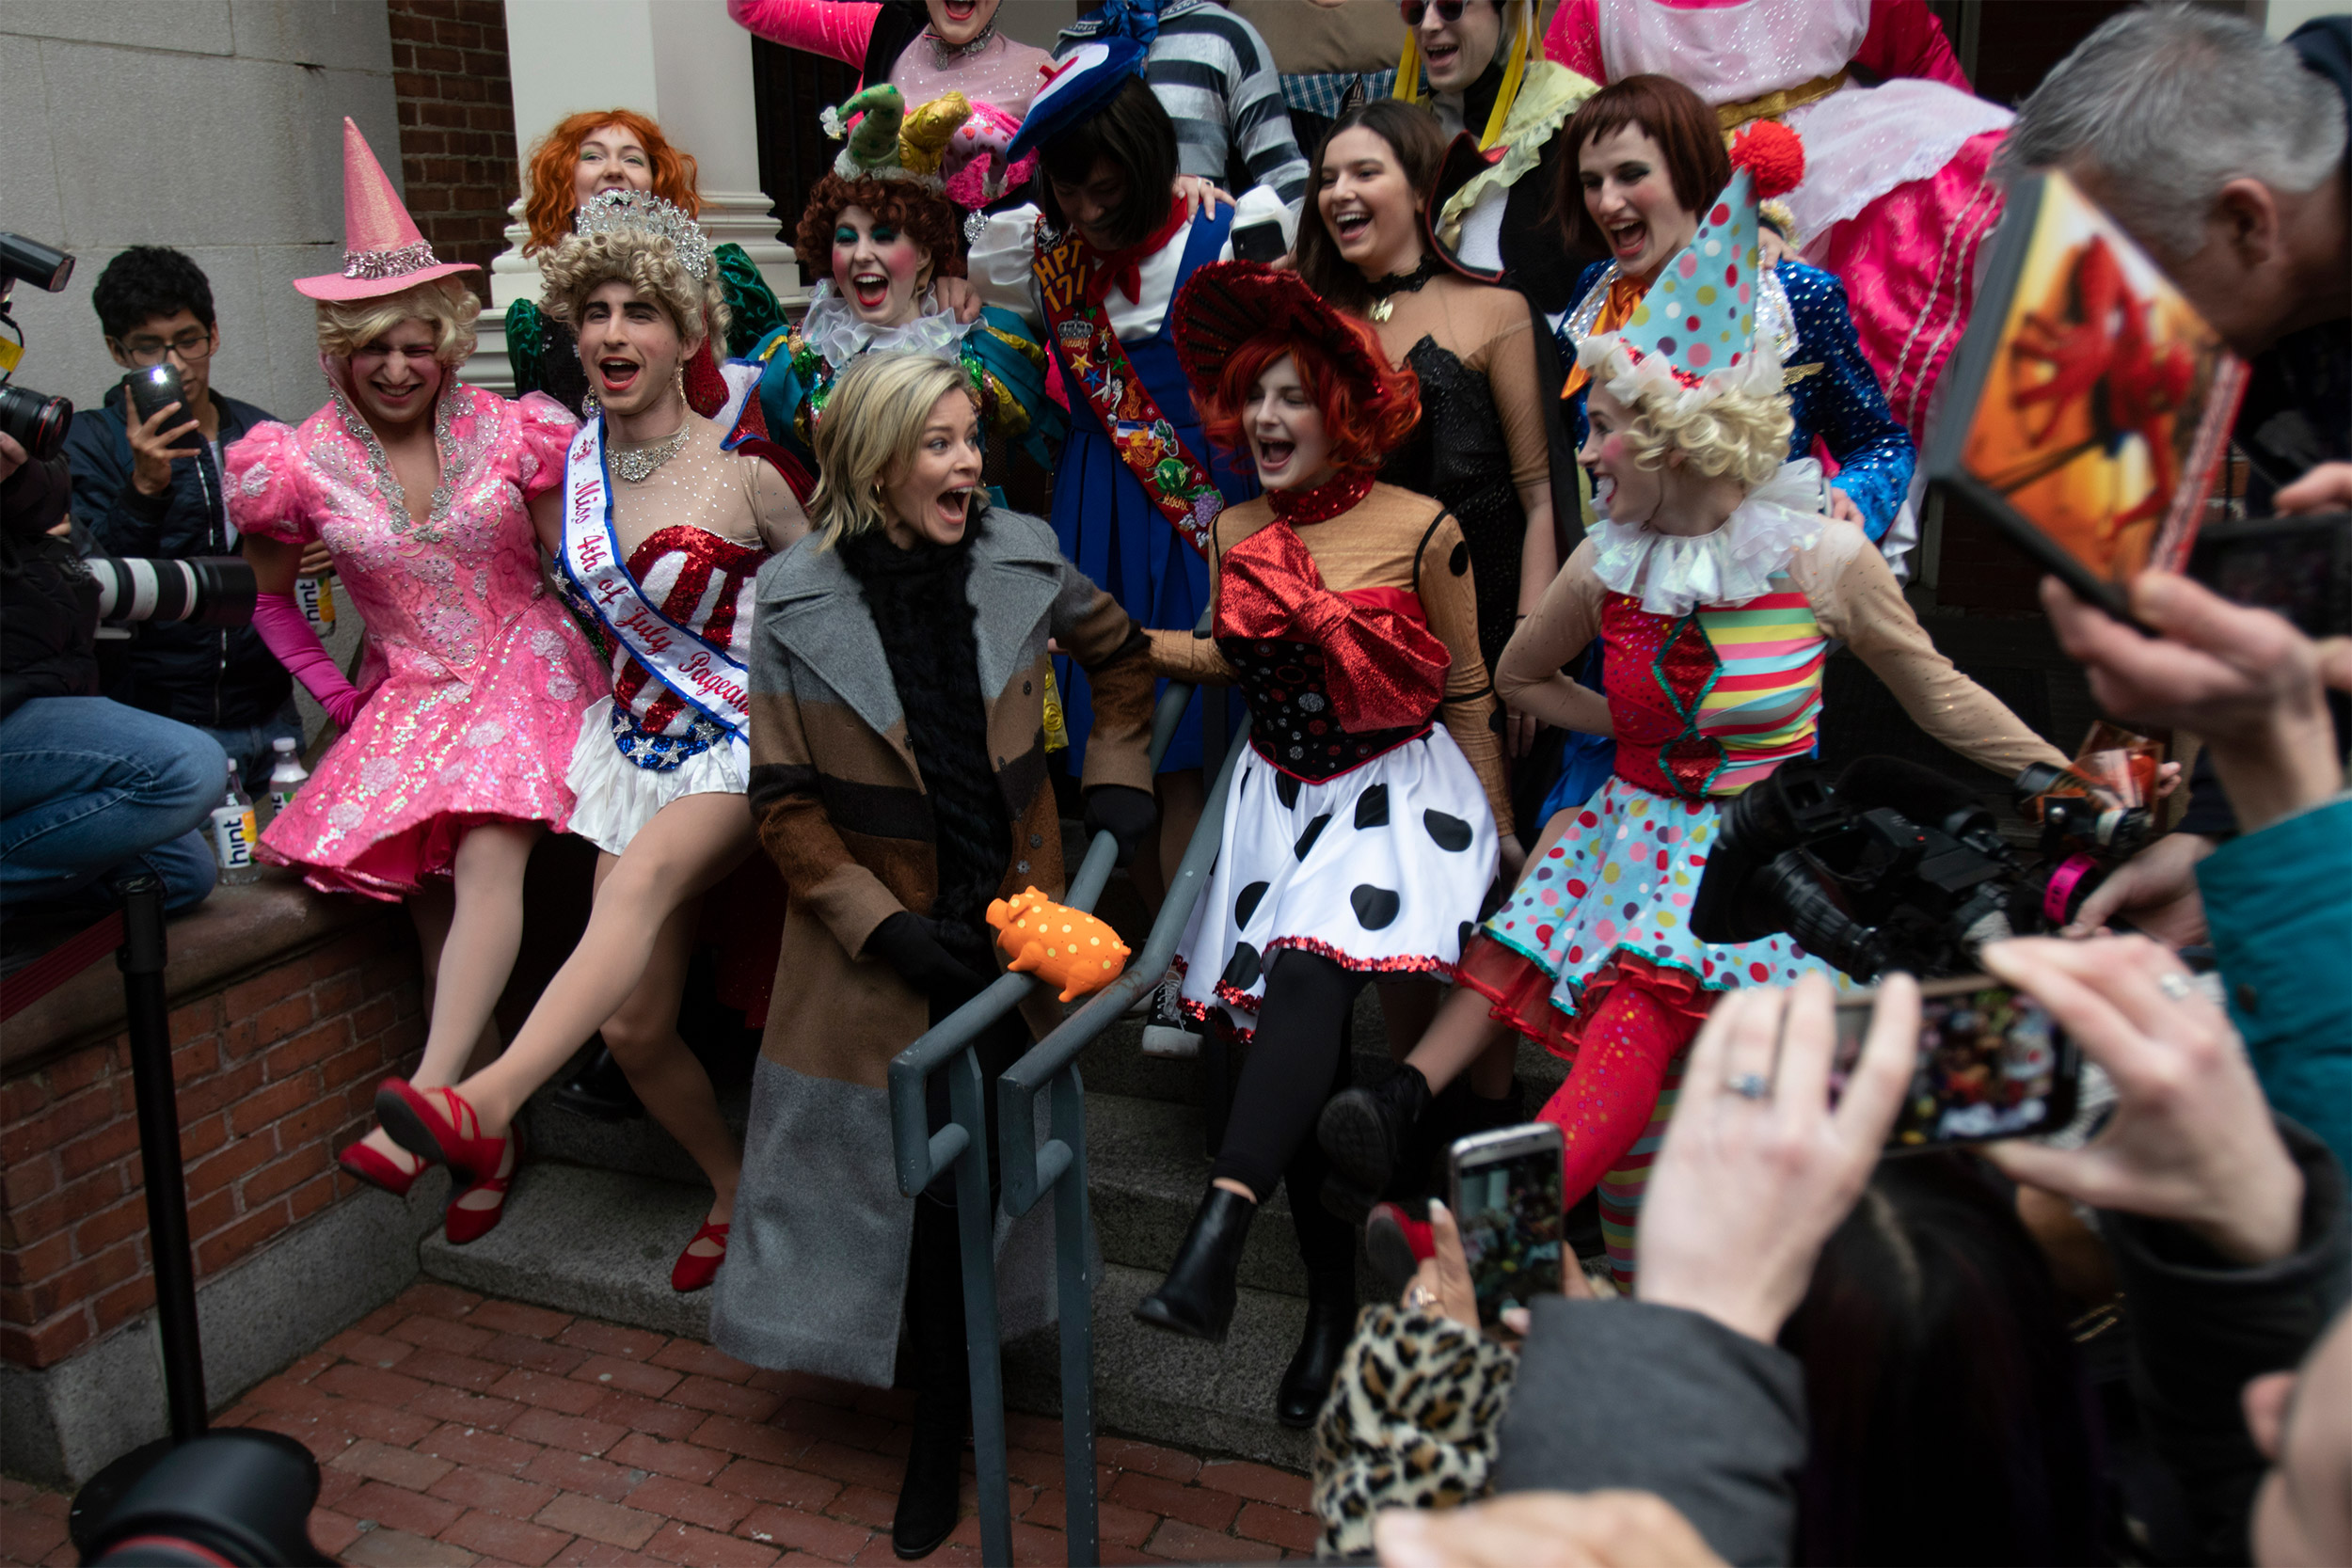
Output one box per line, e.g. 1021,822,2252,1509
1174,729,1498,1040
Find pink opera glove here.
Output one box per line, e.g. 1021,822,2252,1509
726,0,878,69
253,592,374,729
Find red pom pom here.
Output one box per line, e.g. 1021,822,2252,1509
1729,121,1805,200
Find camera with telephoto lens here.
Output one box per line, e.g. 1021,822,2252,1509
1689,755,2154,983
0,233,77,463
81,556,257,627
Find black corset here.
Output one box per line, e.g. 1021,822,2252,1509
1378,337,1526,673
1220,635,1432,781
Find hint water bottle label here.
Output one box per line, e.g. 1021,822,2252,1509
295,574,335,629
211,804,255,869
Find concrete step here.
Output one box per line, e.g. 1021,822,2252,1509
518,1081,749,1187
1005,1262,1313,1473
417,1161,715,1340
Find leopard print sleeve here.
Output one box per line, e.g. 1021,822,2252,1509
1311,1304,1521,1559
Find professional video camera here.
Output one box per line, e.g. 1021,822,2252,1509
0,233,77,462
82,555,258,627
1690,743,2159,983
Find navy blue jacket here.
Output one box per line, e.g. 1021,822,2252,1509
64,383,293,730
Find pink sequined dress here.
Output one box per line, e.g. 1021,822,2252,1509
226,384,606,899
1547,0,2011,438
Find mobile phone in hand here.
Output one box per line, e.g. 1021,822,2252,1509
1446,1122,1566,1324
126,365,197,451
1833,976,2081,1151
1232,218,1288,266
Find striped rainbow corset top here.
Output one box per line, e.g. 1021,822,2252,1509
1601,581,1826,800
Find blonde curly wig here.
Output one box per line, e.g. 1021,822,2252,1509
315,277,481,366
537,228,727,350
1616,378,1793,488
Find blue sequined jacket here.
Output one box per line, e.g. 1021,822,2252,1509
1558,258,1915,541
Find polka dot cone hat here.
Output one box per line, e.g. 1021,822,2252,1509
1614,166,1760,387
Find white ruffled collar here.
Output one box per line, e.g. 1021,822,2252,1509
1590,460,1828,616
800,279,971,368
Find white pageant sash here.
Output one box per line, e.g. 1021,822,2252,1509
560,413,753,738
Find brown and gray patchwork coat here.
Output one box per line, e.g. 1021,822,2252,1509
709,507,1153,1383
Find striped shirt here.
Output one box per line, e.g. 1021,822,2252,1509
1057,0,1311,207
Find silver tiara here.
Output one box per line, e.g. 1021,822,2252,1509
572,189,714,280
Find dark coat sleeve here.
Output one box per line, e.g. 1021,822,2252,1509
2101,1117,2352,1565
1492,1297,1808,1566
63,399,169,556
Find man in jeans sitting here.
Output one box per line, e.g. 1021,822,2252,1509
1,432,224,927
63,246,298,786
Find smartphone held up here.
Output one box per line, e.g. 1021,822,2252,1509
1836,977,2081,1151
1446,1123,1566,1324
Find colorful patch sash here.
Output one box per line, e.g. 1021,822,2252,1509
1033,226,1222,561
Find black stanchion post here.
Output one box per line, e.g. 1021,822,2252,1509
117,873,208,1438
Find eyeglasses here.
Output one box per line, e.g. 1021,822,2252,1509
119,330,215,367
1400,0,1470,25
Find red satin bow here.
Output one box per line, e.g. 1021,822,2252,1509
1216,523,1451,732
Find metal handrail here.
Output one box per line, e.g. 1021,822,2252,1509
885,671,1200,1567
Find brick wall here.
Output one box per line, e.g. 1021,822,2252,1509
388,0,521,277
0,918,425,1370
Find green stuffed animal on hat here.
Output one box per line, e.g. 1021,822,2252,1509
825,84,908,179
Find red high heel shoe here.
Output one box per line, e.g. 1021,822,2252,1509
375,1078,506,1180
338,1136,424,1197
444,1127,523,1245
670,1220,730,1293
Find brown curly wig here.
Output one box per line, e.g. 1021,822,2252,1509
792,175,967,289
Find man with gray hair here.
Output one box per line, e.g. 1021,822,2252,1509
1998,6,2350,943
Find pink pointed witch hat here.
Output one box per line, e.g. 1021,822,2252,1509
294,118,479,301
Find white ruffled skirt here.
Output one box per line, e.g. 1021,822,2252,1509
1174,728,1497,1041
563,696,748,858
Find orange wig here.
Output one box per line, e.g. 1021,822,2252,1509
523,109,702,256
1198,320,1421,474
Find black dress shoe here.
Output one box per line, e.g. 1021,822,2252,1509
551,1046,644,1122
1316,1065,1431,1218
1277,1268,1359,1428
890,1413,963,1560
1134,1187,1256,1341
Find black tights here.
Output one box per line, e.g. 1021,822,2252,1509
1210,950,1364,1274
904,1001,1026,1418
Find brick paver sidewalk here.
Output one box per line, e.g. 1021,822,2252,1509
0,1283,1319,1566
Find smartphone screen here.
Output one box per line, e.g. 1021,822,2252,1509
1834,977,2080,1150
1446,1124,1565,1323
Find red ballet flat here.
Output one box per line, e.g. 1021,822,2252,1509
670,1220,730,1293
375,1077,505,1181
1364,1202,1436,1293
338,1136,424,1197
444,1127,522,1246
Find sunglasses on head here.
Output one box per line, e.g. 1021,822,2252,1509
1400,0,1470,24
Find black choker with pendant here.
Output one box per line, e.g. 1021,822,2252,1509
1365,255,1440,322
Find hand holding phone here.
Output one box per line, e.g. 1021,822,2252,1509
123,365,200,495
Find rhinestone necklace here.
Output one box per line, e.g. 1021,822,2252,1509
611,421,689,483
926,20,997,65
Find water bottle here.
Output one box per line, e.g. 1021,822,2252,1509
294,573,336,631
264,736,309,823
210,760,262,885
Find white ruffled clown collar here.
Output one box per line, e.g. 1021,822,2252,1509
1590,459,1828,617
800,278,971,368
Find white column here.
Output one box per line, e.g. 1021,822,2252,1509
465,0,806,391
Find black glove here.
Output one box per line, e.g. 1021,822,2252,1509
1082,784,1158,869
863,911,984,1001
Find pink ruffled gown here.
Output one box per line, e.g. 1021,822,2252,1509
226,386,606,898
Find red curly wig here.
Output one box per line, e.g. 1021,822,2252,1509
523,110,701,256
792,175,968,286
1198,318,1420,475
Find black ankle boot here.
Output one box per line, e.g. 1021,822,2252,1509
1315,1066,1431,1218
891,1392,964,1560
1276,1268,1359,1428
1135,1187,1255,1341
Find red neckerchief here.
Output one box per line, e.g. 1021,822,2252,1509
1265,468,1376,525
1079,196,1191,307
